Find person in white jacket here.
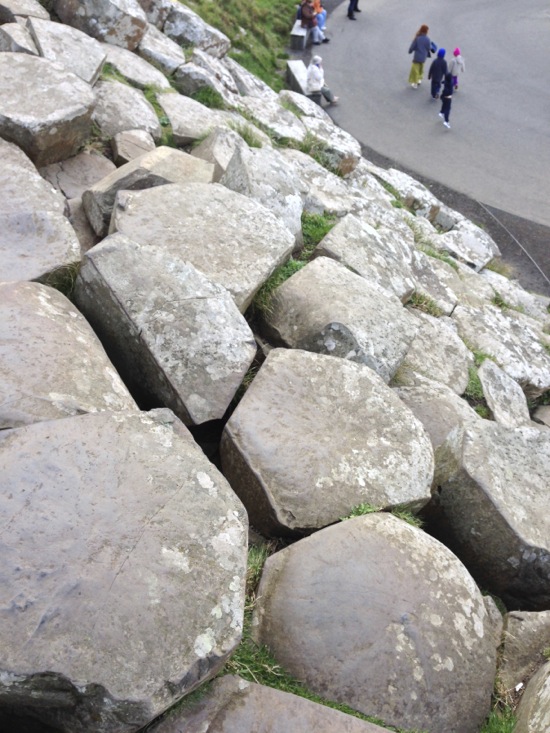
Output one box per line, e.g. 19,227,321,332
449,47,466,90
305,56,339,106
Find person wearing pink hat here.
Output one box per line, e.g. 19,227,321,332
449,47,466,90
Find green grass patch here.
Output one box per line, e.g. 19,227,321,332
185,0,294,91
99,62,130,86
284,132,342,176
300,211,337,259
341,504,423,528
190,86,227,109
41,263,81,300
484,258,513,278
229,121,264,148
417,243,459,271
407,292,444,317
463,365,491,419
143,86,178,148
479,707,516,733
280,97,304,118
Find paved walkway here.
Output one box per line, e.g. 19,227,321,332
301,0,550,295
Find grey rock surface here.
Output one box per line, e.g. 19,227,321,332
436,421,550,609
101,40,171,89
111,128,156,165
234,94,307,144
399,311,474,394
452,303,550,397
75,235,256,425
137,22,185,75
82,145,214,236
0,52,94,166
499,611,550,692
410,249,460,316
67,196,101,255
163,3,230,58
190,126,250,183
0,138,80,282
514,661,550,733
110,182,295,312
0,21,38,54
150,675,391,733
40,151,117,201
314,213,417,302
220,144,304,245
0,408,248,733
0,0,49,22
27,16,106,84
478,358,531,428
253,513,496,733
93,79,161,140
136,0,173,28
263,257,418,383
156,91,244,147
53,0,147,50
0,281,137,428
221,349,433,536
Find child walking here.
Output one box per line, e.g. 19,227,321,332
438,72,453,128
449,47,465,90
428,48,447,99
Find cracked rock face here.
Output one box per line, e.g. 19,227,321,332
252,513,496,733
53,0,147,51
0,409,248,733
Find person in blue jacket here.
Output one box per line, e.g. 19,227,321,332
438,72,454,128
428,48,447,99
408,24,432,88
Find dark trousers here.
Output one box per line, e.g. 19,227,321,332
430,79,442,99
440,97,452,122
348,0,358,16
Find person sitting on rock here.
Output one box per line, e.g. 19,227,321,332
301,0,330,45
306,55,339,106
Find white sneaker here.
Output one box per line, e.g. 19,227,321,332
417,79,422,85
438,112,444,119
411,83,418,89
443,121,451,129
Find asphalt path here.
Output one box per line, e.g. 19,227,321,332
298,0,550,296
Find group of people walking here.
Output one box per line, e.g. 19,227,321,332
408,24,465,129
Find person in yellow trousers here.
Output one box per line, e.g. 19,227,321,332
408,24,432,89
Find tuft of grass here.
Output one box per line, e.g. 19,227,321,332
41,262,81,299
541,340,550,356
82,122,113,159
484,258,513,278
463,365,492,419
491,291,512,311
252,259,306,315
478,707,516,733
190,86,227,109
341,503,423,528
374,176,415,214
543,647,550,660
99,62,130,86
229,121,263,148
143,86,178,148
284,132,342,176
417,243,459,271
408,292,444,317
280,97,304,118
300,211,337,260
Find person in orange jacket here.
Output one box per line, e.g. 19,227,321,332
312,0,327,30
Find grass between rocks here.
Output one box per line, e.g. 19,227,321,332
183,0,297,91
251,211,336,315
407,292,444,318
341,504,424,529
479,707,517,733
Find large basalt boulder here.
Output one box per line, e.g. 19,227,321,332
0,138,80,282
514,661,550,733
478,358,531,428
224,56,280,99
234,95,307,145
262,257,418,383
437,219,501,271
480,269,550,323
150,675,391,733
0,53,94,166
314,213,417,302
410,249,460,316
452,303,550,397
221,349,434,536
53,0,147,50
220,145,304,245
190,126,250,183
0,281,137,429
163,3,230,58
109,182,295,312
365,163,441,221
74,235,256,425
111,128,156,164
398,311,474,394
93,79,162,139
0,408,248,733
435,421,550,610
82,145,214,236
298,113,362,175
100,40,171,89
252,513,497,733
136,0,173,28
27,16,107,84
172,61,237,107
137,22,186,75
